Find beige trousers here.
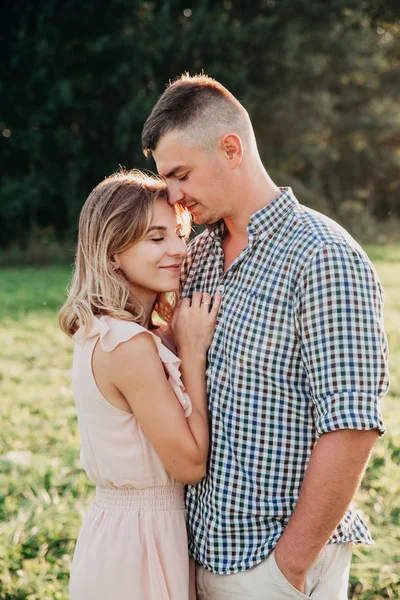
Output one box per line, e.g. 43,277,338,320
196,543,353,600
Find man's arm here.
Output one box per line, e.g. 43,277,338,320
274,428,378,592
277,242,389,592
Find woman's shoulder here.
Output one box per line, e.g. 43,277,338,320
108,321,192,417
73,315,150,353
75,316,192,417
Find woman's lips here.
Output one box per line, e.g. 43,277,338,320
160,264,182,272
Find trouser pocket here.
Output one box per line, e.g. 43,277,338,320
267,549,322,599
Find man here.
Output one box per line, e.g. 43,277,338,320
142,74,389,600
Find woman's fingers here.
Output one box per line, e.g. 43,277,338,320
179,291,221,314
210,292,222,317
172,291,221,353
179,297,192,310
190,291,203,309
200,292,212,311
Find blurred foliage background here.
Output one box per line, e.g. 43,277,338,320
1,0,400,264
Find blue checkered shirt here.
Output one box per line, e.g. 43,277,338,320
181,188,388,574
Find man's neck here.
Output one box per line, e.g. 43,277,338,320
218,166,281,271
223,169,281,242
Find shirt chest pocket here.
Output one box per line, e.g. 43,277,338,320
221,290,295,374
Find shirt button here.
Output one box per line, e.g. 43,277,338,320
190,487,196,495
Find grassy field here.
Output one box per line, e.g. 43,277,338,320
0,246,399,599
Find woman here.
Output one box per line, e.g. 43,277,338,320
58,170,220,600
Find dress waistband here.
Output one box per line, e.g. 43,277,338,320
94,484,185,511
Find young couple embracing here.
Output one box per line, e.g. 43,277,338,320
59,74,389,600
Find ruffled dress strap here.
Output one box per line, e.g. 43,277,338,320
73,315,192,417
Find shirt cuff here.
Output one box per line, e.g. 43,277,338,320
314,391,386,437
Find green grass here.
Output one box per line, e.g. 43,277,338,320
0,249,399,599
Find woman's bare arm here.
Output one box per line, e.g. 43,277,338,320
94,292,221,484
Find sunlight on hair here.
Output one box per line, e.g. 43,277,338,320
176,204,192,238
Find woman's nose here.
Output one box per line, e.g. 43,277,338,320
170,236,187,257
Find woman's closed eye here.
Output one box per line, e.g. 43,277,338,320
177,173,189,182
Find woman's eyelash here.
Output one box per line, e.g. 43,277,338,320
150,233,186,241
178,174,188,181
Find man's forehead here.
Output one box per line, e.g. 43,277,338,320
153,132,194,177
154,129,186,155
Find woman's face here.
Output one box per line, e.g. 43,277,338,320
113,197,187,300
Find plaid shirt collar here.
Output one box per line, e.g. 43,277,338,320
206,187,298,246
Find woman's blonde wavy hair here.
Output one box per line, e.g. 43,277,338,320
58,169,190,337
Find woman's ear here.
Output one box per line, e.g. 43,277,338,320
110,255,120,271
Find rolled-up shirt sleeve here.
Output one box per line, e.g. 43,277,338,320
295,242,389,437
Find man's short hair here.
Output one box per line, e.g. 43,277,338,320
142,73,250,156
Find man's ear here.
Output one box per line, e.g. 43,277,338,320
220,134,243,169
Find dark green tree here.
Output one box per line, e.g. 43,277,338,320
1,0,399,251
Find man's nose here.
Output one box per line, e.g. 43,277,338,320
167,183,185,206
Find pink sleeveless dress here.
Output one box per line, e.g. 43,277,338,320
69,315,194,600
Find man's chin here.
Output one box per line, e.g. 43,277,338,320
193,214,219,226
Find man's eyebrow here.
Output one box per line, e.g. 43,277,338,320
164,166,186,179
